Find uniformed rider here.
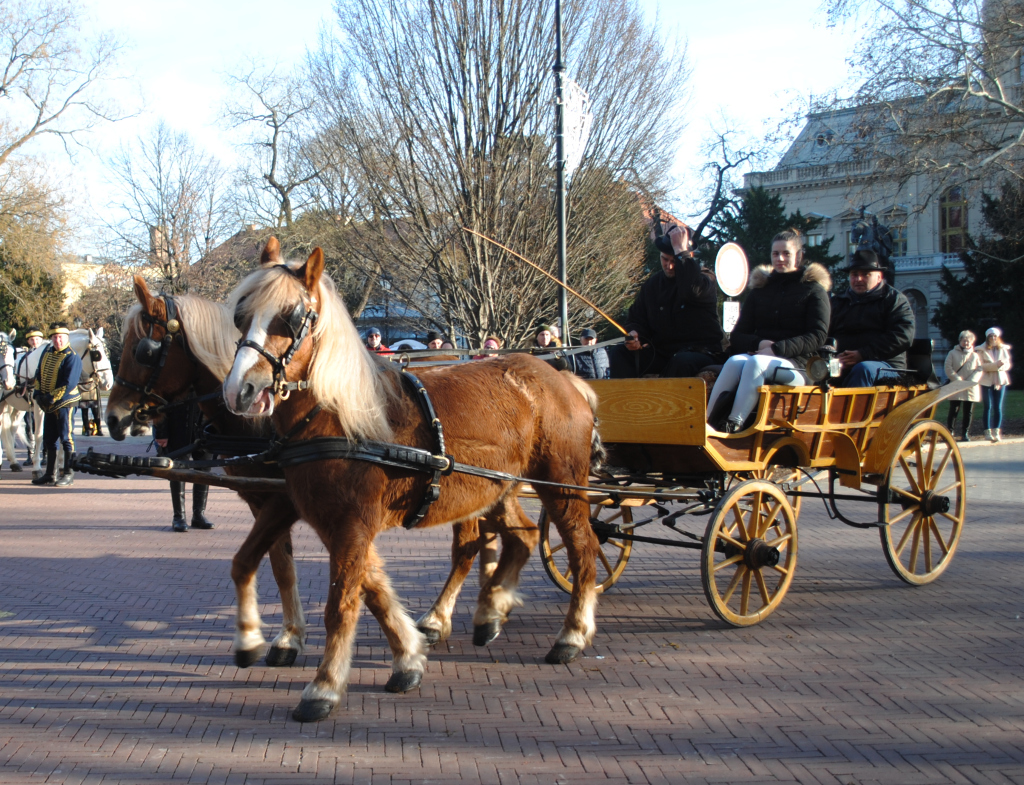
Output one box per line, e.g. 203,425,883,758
31,323,82,487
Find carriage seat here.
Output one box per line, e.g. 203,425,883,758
906,338,938,386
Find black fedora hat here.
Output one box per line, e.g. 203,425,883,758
843,249,886,272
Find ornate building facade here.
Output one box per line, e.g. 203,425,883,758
743,106,977,357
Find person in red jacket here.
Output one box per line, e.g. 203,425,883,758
364,327,391,354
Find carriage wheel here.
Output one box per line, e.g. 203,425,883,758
701,479,798,627
879,420,965,585
539,503,633,595
734,467,804,519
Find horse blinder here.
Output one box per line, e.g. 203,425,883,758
134,336,167,368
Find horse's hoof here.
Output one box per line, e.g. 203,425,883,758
292,698,334,722
385,670,423,693
234,648,264,669
31,470,41,480
9,463,22,472
544,643,582,664
418,626,442,646
266,646,298,667
472,620,502,647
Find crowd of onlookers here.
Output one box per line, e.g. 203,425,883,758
361,321,612,380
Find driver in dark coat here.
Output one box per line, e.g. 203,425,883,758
829,250,916,387
607,223,725,378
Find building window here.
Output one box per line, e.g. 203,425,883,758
846,230,859,257
806,234,823,248
815,129,835,147
940,187,968,253
883,218,907,257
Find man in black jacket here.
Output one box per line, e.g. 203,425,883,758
608,224,725,377
829,250,916,387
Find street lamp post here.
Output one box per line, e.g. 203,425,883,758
554,0,570,346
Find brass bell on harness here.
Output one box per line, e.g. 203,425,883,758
166,319,180,333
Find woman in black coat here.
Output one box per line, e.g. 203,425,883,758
707,230,832,432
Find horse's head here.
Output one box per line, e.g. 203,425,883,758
85,327,114,391
224,238,323,417
106,276,203,440
0,330,14,391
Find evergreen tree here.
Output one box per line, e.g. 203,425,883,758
698,186,842,272
933,182,1023,385
0,253,65,333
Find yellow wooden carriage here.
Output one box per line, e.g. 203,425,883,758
527,377,973,628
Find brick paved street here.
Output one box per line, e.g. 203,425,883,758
2,436,1023,784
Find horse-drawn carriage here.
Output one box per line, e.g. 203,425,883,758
76,239,972,721
528,373,969,627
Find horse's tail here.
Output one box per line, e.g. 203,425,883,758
561,372,606,472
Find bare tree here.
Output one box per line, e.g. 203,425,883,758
0,0,123,167
222,61,322,228
306,0,689,346
688,128,770,248
821,0,1024,201
104,121,232,293
0,0,122,327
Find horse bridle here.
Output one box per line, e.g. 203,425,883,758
234,296,319,400
115,295,189,421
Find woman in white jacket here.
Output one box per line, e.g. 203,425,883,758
944,330,982,441
977,327,1013,442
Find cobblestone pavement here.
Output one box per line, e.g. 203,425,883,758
1,435,1022,784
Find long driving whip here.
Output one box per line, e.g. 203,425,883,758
461,227,629,336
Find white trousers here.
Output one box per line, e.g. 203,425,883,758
707,354,808,426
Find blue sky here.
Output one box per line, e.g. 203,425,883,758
56,0,857,251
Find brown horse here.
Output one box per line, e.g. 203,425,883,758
105,277,499,680
223,240,602,722
108,276,452,687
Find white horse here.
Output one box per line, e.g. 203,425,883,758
0,329,113,474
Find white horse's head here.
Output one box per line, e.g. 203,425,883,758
87,327,114,391
0,330,15,391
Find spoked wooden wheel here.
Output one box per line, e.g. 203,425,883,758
701,479,798,626
880,420,965,585
734,467,804,518
539,502,633,594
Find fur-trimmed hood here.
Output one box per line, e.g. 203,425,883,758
749,262,832,292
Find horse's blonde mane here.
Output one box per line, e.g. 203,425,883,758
175,295,239,380
231,264,395,441
121,295,240,381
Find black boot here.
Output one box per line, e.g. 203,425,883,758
171,481,188,532
54,449,74,487
31,448,57,485
962,405,974,441
191,482,214,529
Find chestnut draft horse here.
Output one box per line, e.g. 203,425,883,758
106,277,500,683
223,240,603,722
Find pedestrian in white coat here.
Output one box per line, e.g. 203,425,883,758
943,331,982,441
